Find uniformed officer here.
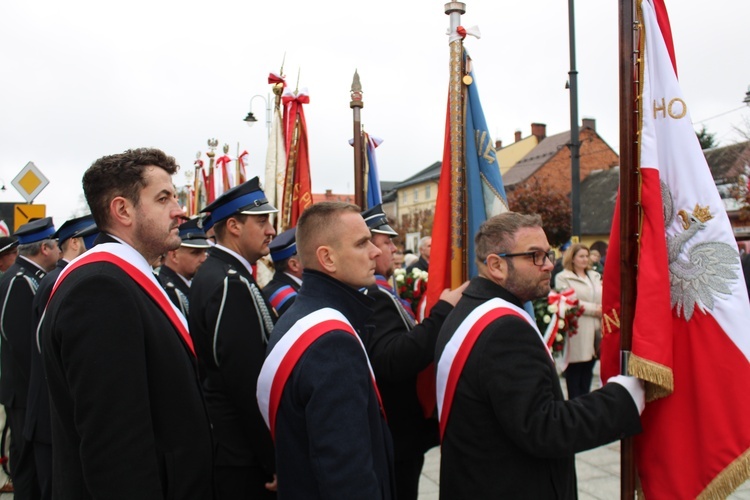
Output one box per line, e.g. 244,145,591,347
262,227,302,317
0,217,59,500
0,236,19,275
189,177,278,498
360,204,465,500
27,214,95,500
156,217,210,317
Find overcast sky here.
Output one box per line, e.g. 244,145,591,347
1,0,748,224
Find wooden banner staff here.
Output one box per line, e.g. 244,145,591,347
350,70,365,209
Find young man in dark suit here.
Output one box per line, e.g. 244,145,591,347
189,177,278,498
435,212,645,499
40,148,213,499
257,202,396,499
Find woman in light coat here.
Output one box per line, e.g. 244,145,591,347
554,243,602,399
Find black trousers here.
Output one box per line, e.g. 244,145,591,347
394,455,425,500
565,358,596,399
7,407,41,500
214,464,276,500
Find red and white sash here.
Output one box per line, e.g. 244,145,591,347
49,242,194,356
257,307,383,439
435,298,547,440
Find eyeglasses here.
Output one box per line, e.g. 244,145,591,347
488,250,555,267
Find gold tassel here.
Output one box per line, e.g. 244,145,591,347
697,447,750,500
628,354,673,402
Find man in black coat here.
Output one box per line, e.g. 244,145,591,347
27,215,94,500
435,212,645,499
360,204,464,500
156,217,210,317
0,217,59,499
257,202,396,499
0,236,19,276
262,227,302,317
40,148,213,499
189,177,278,498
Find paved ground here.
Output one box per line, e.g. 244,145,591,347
418,361,750,499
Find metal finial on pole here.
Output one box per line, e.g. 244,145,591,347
351,69,365,209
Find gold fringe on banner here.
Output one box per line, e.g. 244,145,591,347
697,447,750,500
628,353,672,402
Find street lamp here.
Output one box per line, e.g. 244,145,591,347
744,85,750,105
243,94,271,136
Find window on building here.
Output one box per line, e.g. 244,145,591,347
425,185,431,199
413,188,419,202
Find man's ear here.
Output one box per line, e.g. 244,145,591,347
225,217,243,237
110,196,134,227
316,245,336,274
288,256,303,273
485,254,508,284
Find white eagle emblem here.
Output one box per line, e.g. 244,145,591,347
662,181,740,320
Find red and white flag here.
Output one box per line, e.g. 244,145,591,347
600,0,750,497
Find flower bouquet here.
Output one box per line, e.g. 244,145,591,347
394,267,428,313
533,288,585,355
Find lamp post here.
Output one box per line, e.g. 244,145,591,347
744,85,750,105
567,0,581,243
243,94,272,136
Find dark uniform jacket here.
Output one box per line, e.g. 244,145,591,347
25,259,67,446
188,246,276,473
262,271,300,317
157,265,191,318
266,269,396,499
0,256,48,410
434,277,642,500
40,237,213,499
362,281,453,461
405,256,428,274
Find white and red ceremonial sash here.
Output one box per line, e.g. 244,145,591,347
599,1,750,497
435,297,546,440
49,242,194,356
257,308,384,439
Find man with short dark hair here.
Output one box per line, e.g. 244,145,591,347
262,227,302,317
27,214,95,500
435,212,645,499
189,177,278,498
0,217,59,500
157,217,210,317
257,202,396,499
360,204,465,500
40,148,213,499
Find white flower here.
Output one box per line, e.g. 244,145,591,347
558,319,566,329
543,315,551,324
556,334,564,342
548,304,558,314
395,274,405,283
394,268,406,276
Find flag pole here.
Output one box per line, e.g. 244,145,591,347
350,69,365,209
618,0,640,497
445,1,468,282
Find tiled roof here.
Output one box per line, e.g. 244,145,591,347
580,167,619,235
393,161,441,189
503,131,571,187
704,141,750,183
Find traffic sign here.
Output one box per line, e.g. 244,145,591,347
11,162,49,203
13,204,46,231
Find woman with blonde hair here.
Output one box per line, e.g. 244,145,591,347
554,243,603,399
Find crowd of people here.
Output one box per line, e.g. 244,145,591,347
0,147,647,499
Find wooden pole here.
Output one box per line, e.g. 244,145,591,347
445,2,468,282
618,0,640,497
350,70,365,209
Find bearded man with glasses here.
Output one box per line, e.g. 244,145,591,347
434,212,645,499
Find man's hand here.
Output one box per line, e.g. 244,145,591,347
265,474,278,492
438,281,469,307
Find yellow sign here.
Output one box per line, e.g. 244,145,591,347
11,162,50,203
14,204,46,231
